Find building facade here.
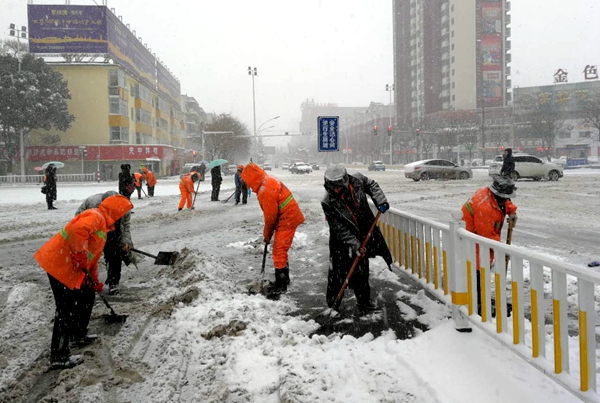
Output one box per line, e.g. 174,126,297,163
392,0,512,126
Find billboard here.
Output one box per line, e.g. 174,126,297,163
105,9,156,89
483,71,503,102
481,2,504,105
481,37,502,70
28,5,108,53
481,2,502,35
157,61,181,104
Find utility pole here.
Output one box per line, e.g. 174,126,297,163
248,66,257,160
386,83,394,165
9,23,27,180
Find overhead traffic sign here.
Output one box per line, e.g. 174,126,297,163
318,116,339,152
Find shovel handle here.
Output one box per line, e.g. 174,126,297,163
81,268,118,316
130,248,158,259
260,242,268,276
333,211,382,309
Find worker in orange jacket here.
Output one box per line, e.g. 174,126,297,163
461,176,517,315
241,163,305,295
178,172,200,211
142,167,157,197
34,194,133,370
133,171,145,199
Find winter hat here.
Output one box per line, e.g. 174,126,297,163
237,164,244,171
489,176,517,199
504,148,513,155
324,164,349,190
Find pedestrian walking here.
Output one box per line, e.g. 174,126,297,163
211,165,222,201
321,165,393,314
142,167,157,196
461,176,518,316
43,164,58,210
133,170,144,199
234,165,248,205
241,163,305,296
76,191,134,296
34,194,133,370
500,148,515,178
178,172,200,211
118,164,135,199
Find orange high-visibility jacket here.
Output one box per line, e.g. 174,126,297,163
461,186,517,267
179,174,195,194
241,163,305,240
142,167,157,187
134,172,144,187
34,195,133,290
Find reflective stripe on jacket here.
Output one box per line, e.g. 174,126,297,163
179,175,195,194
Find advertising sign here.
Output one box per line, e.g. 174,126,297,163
27,5,108,53
318,116,339,152
481,37,502,70
24,145,164,162
481,2,502,35
106,9,156,89
483,71,503,102
157,61,181,104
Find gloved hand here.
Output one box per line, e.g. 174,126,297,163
378,203,390,213
122,243,132,252
263,236,271,244
71,252,88,271
351,245,365,258
507,214,517,226
91,282,104,293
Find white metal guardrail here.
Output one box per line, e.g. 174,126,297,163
376,206,600,401
0,174,96,184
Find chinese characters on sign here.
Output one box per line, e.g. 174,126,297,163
318,116,339,152
554,68,568,83
583,65,598,80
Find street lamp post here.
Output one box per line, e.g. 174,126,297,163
248,66,258,159
386,83,394,165
9,23,27,180
476,38,486,165
255,116,280,160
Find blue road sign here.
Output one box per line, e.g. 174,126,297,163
318,116,339,152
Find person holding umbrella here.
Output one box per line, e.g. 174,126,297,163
34,194,133,370
241,163,305,296
211,165,223,201
43,164,58,210
321,165,393,314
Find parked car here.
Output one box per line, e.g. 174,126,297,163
263,162,272,171
488,153,563,181
223,165,238,176
282,163,290,170
368,161,386,171
310,162,320,170
290,162,312,174
180,163,206,180
404,159,472,181
469,158,484,167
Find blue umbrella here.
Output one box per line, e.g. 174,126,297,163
42,161,65,169
207,159,228,169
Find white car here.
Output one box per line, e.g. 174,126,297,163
282,163,290,170
488,153,563,181
290,162,312,174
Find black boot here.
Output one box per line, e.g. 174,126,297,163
266,268,288,298
282,264,290,285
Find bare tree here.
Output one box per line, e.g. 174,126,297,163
0,38,28,57
519,102,566,160
576,89,600,142
489,129,509,155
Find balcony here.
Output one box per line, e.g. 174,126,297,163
505,53,512,63
505,1,511,12
505,14,511,24
505,27,511,36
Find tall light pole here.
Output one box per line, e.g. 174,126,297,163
476,38,486,165
386,83,394,165
248,66,258,160
9,23,27,179
256,116,280,160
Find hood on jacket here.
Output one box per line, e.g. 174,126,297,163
97,194,133,228
240,163,266,192
121,163,131,172
504,148,513,156
142,167,149,174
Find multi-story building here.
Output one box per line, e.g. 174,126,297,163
24,4,192,177
393,0,512,126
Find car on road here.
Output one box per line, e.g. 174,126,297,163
310,162,320,170
180,163,206,180
368,161,386,171
290,162,312,174
282,163,290,170
224,165,238,176
263,162,272,171
488,153,563,181
469,158,484,167
404,159,472,181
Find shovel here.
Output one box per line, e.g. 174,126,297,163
131,247,179,265
222,191,236,204
314,211,382,330
82,269,127,323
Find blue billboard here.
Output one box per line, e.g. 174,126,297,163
318,116,339,152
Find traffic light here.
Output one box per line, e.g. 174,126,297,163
82,147,88,157
373,125,378,136
388,126,392,136
193,151,197,157
415,129,420,136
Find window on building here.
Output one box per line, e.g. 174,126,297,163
451,18,454,25
135,132,153,145
132,84,152,104
452,69,455,75
452,82,455,89
451,56,455,63
108,69,126,88
156,97,170,113
136,108,153,126
451,4,454,12
451,43,454,50
109,97,128,116
452,95,455,101
451,30,454,37
110,126,128,143
579,131,591,138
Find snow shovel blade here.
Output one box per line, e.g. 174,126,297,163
154,251,179,265
102,312,128,323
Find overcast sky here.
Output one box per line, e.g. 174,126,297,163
2,0,600,146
